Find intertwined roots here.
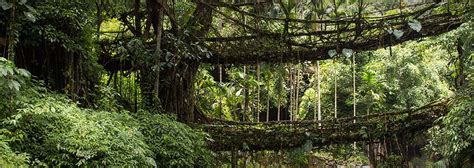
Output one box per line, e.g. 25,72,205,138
203,99,450,151
200,1,468,64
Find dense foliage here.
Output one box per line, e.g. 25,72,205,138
0,129,28,167
427,17,474,167
0,58,212,166
0,0,472,167
136,112,213,167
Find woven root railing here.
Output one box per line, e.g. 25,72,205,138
201,99,451,151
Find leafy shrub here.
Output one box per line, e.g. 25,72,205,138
135,112,214,167
428,91,474,167
0,129,29,167
1,84,214,167
0,57,30,116
6,92,155,167
0,57,30,167
0,58,214,167
379,155,402,168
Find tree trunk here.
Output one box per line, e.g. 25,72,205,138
152,9,163,100
456,39,466,89
368,141,377,168
231,150,238,168
140,0,215,122
7,0,17,61
159,62,200,122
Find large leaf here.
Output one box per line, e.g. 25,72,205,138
342,48,353,58
0,1,12,10
325,6,334,14
25,4,36,13
328,49,337,58
16,68,30,77
8,80,20,91
408,20,422,32
242,142,249,150
4,65,13,75
0,65,7,76
24,11,36,22
393,30,404,39
236,88,242,96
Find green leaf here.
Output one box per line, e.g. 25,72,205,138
16,68,30,77
5,66,13,75
236,89,242,96
342,48,353,58
242,142,249,150
8,80,20,91
146,157,157,167
286,0,295,11
238,72,245,79
328,49,337,58
304,132,311,137
0,65,7,76
0,1,12,10
19,0,27,5
393,30,404,39
24,11,36,22
24,4,36,13
325,6,334,14
408,20,422,32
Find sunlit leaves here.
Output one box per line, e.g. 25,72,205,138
7,94,157,167
361,71,377,86
0,129,29,166
136,111,213,167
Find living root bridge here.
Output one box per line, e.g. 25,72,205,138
201,99,450,151
200,2,468,64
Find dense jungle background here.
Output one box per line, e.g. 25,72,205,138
0,0,473,167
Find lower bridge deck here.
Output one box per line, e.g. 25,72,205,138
200,99,450,151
